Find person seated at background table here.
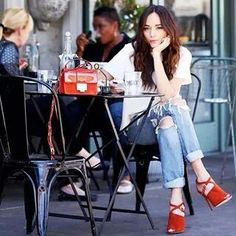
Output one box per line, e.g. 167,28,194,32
0,7,38,231
65,5,132,195
98,5,232,234
0,8,32,75
0,7,99,201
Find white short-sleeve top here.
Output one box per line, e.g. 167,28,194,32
103,43,193,128
103,42,192,86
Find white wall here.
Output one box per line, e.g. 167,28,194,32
62,0,83,53
3,0,25,8
234,1,236,57
36,21,62,71
1,0,83,73
37,0,83,72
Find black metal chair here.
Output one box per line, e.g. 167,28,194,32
0,75,96,236
130,73,201,215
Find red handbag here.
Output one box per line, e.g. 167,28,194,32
58,63,98,95
47,61,98,158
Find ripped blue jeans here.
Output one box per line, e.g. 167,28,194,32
127,102,204,189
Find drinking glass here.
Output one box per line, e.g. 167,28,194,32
37,70,54,93
124,71,142,95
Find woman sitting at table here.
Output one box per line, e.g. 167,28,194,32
99,5,232,234
66,5,132,195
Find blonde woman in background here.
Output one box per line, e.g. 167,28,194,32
0,7,33,75
0,8,35,233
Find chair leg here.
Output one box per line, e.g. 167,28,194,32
91,131,112,191
0,166,37,234
24,164,56,236
135,158,150,211
35,170,54,236
82,176,97,236
183,161,194,215
24,179,37,234
87,168,100,191
0,166,9,204
111,153,123,190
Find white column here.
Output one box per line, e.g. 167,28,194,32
234,0,236,57
4,0,25,8
62,0,83,52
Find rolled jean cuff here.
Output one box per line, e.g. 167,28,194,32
164,177,185,189
187,150,204,162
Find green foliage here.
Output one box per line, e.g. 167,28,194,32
119,1,147,34
95,0,116,8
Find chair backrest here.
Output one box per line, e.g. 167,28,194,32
0,75,65,161
0,77,29,160
180,73,202,121
191,56,236,104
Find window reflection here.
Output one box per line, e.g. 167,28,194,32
164,0,211,45
89,0,152,36
164,0,212,123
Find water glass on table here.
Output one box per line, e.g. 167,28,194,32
37,70,54,93
124,71,142,95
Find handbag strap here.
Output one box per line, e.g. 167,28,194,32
47,81,59,159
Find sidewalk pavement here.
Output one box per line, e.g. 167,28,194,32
0,152,235,236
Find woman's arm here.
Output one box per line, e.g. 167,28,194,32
75,33,89,57
152,37,181,100
98,68,113,81
98,69,125,94
0,43,21,75
97,44,134,93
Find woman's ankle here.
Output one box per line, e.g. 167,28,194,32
77,147,91,159
191,159,211,182
169,202,185,216
196,177,215,196
170,188,183,203
196,174,212,183
122,175,131,181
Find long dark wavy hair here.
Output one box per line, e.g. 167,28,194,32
132,5,180,90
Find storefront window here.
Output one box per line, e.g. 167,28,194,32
164,0,211,46
89,0,151,36
163,0,212,123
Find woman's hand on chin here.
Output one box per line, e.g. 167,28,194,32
152,36,171,56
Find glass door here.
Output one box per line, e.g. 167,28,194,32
162,0,223,153
163,0,211,56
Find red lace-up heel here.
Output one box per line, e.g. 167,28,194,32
196,177,232,210
166,202,185,234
